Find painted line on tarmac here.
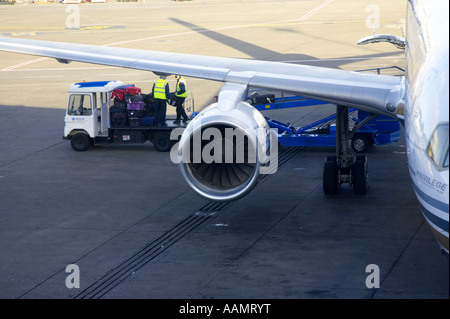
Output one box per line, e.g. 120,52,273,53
2,57,48,71
2,0,333,71
299,0,334,21
106,0,334,46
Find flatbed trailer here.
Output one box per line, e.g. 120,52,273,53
96,120,186,152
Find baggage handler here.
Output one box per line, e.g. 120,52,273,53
152,75,170,126
173,74,189,124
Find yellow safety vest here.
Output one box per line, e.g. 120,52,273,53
153,78,168,100
175,77,187,98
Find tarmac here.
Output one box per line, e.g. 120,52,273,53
0,0,448,303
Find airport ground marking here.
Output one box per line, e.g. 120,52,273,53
2,0,334,71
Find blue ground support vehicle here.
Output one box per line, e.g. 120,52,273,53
249,66,403,153
249,92,401,153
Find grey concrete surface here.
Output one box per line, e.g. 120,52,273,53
0,0,448,302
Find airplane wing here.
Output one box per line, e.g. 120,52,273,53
0,37,404,117
0,36,406,202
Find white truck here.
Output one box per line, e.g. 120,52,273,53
63,81,193,152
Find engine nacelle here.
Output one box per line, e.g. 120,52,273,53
175,101,275,202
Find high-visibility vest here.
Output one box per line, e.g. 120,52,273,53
175,77,187,98
153,78,168,100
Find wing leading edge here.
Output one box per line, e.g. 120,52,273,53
0,36,404,116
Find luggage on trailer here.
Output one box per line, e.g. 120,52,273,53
110,85,147,127
142,93,155,104
167,92,177,106
113,99,127,110
110,107,127,127
125,94,143,102
128,110,145,118
128,117,141,127
124,86,142,103
111,85,141,102
124,86,141,96
143,94,156,116
144,103,155,116
111,88,125,101
141,116,155,126
127,101,145,111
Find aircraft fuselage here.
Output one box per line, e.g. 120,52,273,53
404,0,449,253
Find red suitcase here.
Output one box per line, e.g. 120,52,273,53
111,88,125,101
124,86,141,96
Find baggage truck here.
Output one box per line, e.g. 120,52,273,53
63,81,193,152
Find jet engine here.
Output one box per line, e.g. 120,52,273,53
174,95,276,202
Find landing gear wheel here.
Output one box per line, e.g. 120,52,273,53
326,155,337,163
323,160,338,195
352,159,368,194
355,155,367,162
351,134,371,153
70,133,90,152
152,132,172,152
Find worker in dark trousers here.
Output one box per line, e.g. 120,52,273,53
173,74,189,124
152,75,169,126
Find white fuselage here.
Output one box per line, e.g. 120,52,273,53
404,0,449,253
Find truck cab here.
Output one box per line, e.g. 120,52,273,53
64,81,124,151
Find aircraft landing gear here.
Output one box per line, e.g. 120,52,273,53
323,156,338,194
352,155,368,194
323,105,369,195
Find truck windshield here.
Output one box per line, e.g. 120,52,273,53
68,94,92,116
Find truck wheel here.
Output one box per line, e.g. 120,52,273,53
351,134,371,153
152,132,172,152
71,133,90,152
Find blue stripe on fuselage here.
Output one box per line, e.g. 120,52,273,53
409,166,449,213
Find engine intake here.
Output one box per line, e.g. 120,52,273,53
176,101,272,202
